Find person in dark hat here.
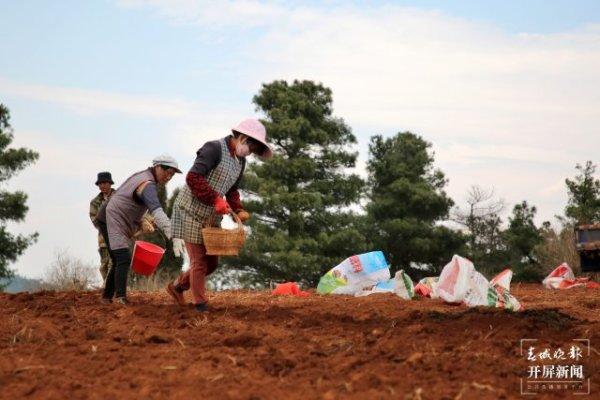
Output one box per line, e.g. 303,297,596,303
89,172,116,281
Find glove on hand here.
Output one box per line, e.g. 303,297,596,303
237,210,250,223
141,219,155,234
151,208,172,239
172,238,186,258
214,197,231,215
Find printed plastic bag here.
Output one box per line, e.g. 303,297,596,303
463,270,491,307
317,251,390,295
437,255,475,303
488,284,523,311
490,269,513,290
464,273,522,310
414,277,439,298
437,255,523,310
357,270,415,299
543,263,600,289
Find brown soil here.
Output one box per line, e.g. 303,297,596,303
1,284,598,399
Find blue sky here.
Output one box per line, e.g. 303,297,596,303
1,0,599,278
393,0,600,32
4,1,600,95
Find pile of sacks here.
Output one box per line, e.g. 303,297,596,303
414,255,522,310
317,253,522,311
316,251,415,299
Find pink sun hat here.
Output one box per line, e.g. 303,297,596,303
232,118,273,159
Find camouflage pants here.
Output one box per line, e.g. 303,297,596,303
98,247,112,281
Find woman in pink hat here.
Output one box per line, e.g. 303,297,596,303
167,118,272,312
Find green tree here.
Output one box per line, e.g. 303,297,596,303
565,161,600,225
504,201,544,281
225,80,366,286
0,104,39,290
365,132,465,277
505,201,542,264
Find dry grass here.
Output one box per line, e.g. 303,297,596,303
40,250,99,291
128,269,176,292
534,226,580,274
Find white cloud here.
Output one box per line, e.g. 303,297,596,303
539,178,567,197
0,76,259,157
116,0,287,27
251,10,600,148
115,1,600,154
0,78,198,118
434,143,572,167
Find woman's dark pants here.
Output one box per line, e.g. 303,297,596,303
97,221,131,299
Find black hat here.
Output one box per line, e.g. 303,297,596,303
95,172,114,185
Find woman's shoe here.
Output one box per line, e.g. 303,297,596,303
195,303,208,312
166,282,186,306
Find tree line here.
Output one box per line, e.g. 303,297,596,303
1,80,599,289
223,80,600,286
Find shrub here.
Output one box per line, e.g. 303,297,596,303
41,250,98,291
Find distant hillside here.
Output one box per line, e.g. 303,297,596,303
1,275,42,293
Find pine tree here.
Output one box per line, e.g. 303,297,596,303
0,104,39,289
365,132,464,277
504,201,544,281
505,201,542,264
225,80,366,286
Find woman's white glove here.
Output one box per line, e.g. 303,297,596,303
151,208,172,239
172,238,186,258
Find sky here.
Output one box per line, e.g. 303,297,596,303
1,0,599,279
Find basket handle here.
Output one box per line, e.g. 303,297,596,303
204,214,215,228
230,210,244,230
204,210,244,229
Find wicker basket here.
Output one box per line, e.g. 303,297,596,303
202,211,246,256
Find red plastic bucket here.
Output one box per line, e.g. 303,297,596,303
131,241,165,276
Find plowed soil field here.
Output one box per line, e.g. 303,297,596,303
1,284,598,399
